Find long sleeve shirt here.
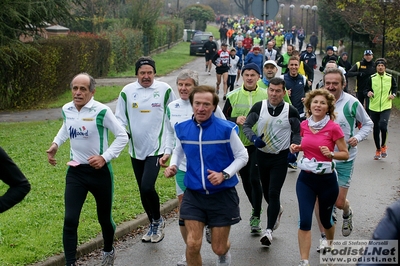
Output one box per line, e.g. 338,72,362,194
115,80,176,159
0,147,31,213
333,91,373,161
54,97,128,163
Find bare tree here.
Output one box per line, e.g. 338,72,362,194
233,0,254,16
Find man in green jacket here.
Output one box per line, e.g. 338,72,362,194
365,58,398,160
277,44,294,74
223,63,266,235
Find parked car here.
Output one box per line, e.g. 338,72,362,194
189,32,218,56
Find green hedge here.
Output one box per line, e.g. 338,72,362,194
105,29,144,73
145,19,185,52
0,34,110,110
104,18,184,73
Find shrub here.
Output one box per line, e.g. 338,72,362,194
104,29,143,73
0,34,111,110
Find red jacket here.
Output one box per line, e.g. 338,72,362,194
242,37,253,50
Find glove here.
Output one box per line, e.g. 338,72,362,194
251,133,266,148
319,66,324,72
358,72,364,77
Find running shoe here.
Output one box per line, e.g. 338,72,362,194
374,150,381,160
273,205,284,231
288,162,298,169
177,254,187,266
260,229,273,246
223,95,226,100
141,223,153,242
316,237,328,253
205,225,212,244
250,216,262,234
216,250,231,265
208,71,211,75
342,208,353,237
101,248,115,266
298,260,310,266
151,217,165,243
381,145,388,158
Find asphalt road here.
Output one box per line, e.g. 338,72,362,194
9,48,399,266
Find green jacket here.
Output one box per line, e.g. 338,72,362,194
367,72,397,112
226,86,267,146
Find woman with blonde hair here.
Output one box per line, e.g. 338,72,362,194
290,89,349,266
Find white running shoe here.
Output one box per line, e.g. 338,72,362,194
177,254,187,266
342,208,353,237
141,224,153,242
101,248,115,266
151,217,165,243
260,229,273,246
316,237,328,253
298,259,310,266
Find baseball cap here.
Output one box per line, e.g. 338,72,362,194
326,46,334,51
221,43,228,47
306,43,313,48
364,50,373,55
264,60,278,68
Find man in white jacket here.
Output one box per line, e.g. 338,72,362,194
115,56,176,244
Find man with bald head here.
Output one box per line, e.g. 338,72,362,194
265,41,279,61
47,73,128,266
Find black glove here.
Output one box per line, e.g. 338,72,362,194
358,72,364,77
251,133,266,148
319,66,324,72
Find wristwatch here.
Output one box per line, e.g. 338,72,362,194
222,171,230,180
330,152,335,159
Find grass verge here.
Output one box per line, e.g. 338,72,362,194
0,121,176,265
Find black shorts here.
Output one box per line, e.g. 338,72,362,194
180,187,241,227
205,52,215,61
216,66,229,75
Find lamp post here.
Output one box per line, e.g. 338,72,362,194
280,4,285,27
312,5,318,33
289,4,295,30
304,5,310,35
379,0,393,58
300,5,305,28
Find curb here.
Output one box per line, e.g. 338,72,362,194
32,199,179,266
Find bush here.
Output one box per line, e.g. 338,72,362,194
105,29,143,73
104,18,184,72
0,34,111,110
